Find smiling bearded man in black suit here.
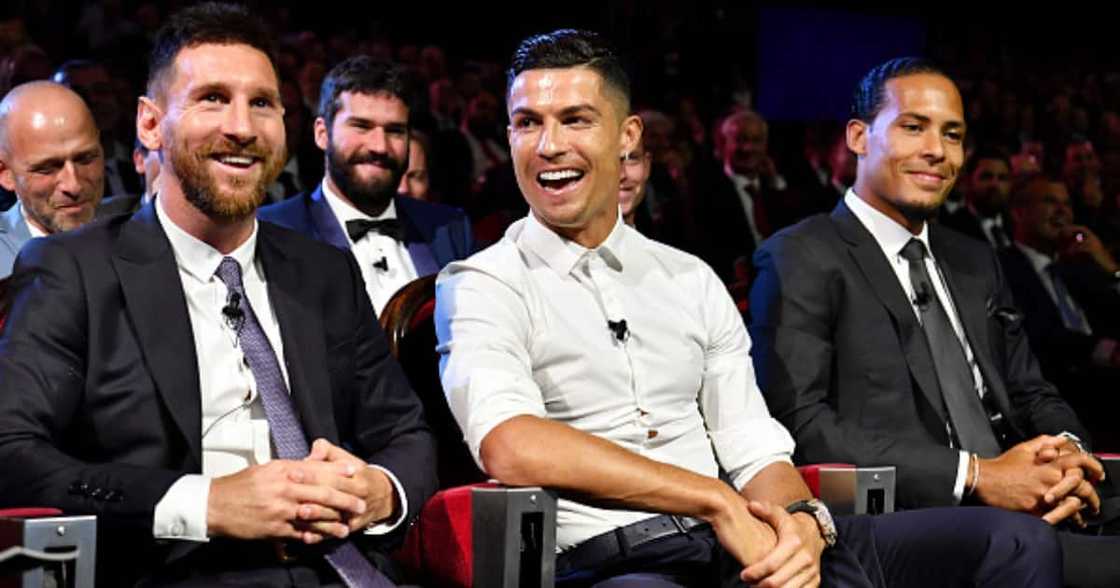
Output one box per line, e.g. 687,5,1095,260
0,4,435,586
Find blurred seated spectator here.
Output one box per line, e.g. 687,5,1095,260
1001,175,1120,447
398,129,431,201
52,59,140,198
941,150,1013,249
0,81,104,277
265,78,319,203
98,138,160,217
460,90,508,188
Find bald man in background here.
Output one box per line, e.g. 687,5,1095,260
0,81,105,277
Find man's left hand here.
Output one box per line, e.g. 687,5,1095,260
304,438,398,531
740,500,824,588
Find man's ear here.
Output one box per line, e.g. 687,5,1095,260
620,114,643,160
0,158,15,193
314,117,329,152
136,96,164,152
847,118,868,158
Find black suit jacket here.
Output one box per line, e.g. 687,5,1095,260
940,207,1012,249
998,246,1120,385
0,204,437,584
748,201,1087,508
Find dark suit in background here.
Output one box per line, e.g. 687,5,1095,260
258,186,474,278
0,204,438,585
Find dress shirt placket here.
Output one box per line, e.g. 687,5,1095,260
576,253,646,420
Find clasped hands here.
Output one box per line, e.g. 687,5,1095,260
207,438,397,544
975,435,1105,526
709,487,826,588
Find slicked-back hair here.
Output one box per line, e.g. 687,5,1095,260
147,2,277,99
507,29,630,111
318,56,414,130
851,57,948,123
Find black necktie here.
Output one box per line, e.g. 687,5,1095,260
900,239,1002,457
346,218,404,242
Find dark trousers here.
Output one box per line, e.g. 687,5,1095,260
557,507,1062,588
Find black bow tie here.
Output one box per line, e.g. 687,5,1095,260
345,218,404,242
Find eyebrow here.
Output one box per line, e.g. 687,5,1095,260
190,82,281,103
898,111,966,130
510,103,603,118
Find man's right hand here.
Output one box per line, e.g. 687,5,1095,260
974,435,1101,524
706,485,778,567
207,460,369,543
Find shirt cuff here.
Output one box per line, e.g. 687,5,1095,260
363,465,408,535
952,450,969,504
153,474,211,542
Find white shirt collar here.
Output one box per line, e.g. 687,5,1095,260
19,203,48,238
320,178,398,226
520,211,627,276
156,196,258,284
1015,242,1055,273
844,189,932,261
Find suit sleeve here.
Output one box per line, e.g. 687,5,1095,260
341,250,438,536
748,231,960,507
0,238,182,529
986,248,1091,446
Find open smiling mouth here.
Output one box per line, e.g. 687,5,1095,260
537,169,585,192
211,154,260,171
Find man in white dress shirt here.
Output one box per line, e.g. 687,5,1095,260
436,31,1060,588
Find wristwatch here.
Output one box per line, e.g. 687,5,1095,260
786,499,837,547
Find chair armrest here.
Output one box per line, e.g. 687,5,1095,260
0,509,96,588
797,464,895,515
395,483,557,588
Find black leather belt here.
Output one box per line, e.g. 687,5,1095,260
557,514,711,575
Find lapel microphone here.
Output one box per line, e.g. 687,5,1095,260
607,319,629,342
373,256,389,271
222,291,245,332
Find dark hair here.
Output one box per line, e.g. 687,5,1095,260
963,148,1010,178
52,59,106,85
851,57,948,122
147,2,276,98
507,29,630,110
317,56,413,129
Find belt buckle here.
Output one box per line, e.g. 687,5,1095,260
273,540,298,563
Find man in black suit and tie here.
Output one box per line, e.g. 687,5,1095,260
0,4,436,586
259,57,473,315
749,57,1120,587
940,150,1014,249
1000,175,1120,448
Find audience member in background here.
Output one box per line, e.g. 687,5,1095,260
0,81,104,277
98,138,160,217
259,56,473,315
265,78,316,203
398,129,431,201
941,150,1014,249
618,136,652,228
460,90,508,188
1001,175,1120,448
53,59,141,198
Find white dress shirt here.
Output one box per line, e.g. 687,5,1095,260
151,197,405,541
724,164,788,247
436,212,794,551
845,190,986,502
321,179,418,315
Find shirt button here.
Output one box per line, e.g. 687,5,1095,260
171,523,184,536
647,429,658,439
638,409,649,417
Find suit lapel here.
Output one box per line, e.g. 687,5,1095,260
831,202,948,421
309,187,352,251
929,228,1017,426
257,225,338,443
110,204,203,468
395,197,439,276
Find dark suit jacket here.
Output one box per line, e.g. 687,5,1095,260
257,187,474,277
940,207,1012,249
748,201,1087,508
0,204,437,585
998,246,1120,386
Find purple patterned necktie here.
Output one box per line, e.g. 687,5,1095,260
216,257,394,588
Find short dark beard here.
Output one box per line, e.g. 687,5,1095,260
895,199,942,225
324,141,406,217
169,133,284,221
